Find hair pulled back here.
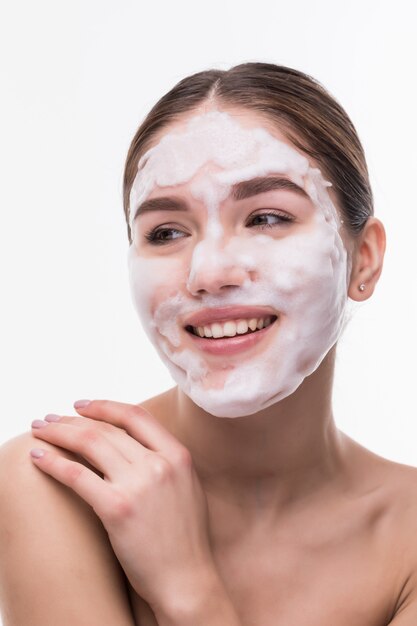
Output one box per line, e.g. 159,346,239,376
123,62,373,242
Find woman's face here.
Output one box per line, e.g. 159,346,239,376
128,107,350,418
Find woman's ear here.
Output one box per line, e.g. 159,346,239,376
348,217,386,301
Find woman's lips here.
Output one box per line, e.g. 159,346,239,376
183,305,277,328
185,318,278,356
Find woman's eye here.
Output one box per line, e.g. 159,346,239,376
144,226,188,245
247,211,294,229
144,212,293,245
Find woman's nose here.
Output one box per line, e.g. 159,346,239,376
186,242,252,296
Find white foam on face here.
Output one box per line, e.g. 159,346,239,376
127,110,349,418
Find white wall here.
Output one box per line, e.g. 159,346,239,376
1,2,416,469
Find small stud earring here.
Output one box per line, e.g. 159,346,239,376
358,283,366,292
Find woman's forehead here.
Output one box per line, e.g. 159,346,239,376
138,107,331,200
146,105,302,157
129,109,342,230
137,111,311,190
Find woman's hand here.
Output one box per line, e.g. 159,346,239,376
29,400,218,618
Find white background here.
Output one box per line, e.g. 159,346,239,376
1,0,416,467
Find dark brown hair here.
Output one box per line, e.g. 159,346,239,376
123,62,373,242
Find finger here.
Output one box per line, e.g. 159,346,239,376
43,413,144,461
31,421,129,479
30,447,116,521
73,399,184,457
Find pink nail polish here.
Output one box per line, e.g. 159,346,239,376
74,399,91,409
30,448,45,458
31,419,48,429
44,414,61,422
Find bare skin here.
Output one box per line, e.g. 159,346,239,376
1,389,416,626
1,355,417,625
122,349,417,626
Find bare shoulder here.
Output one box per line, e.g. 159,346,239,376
351,441,417,624
379,456,417,548
382,460,417,624
0,432,135,626
369,451,417,516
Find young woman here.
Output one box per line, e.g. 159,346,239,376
0,63,415,626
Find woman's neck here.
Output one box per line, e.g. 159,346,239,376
159,347,348,513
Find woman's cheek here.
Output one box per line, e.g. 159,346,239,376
127,246,186,336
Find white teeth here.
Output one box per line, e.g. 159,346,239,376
223,321,237,337
211,323,223,339
248,318,258,331
191,316,276,339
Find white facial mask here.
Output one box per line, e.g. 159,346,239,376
128,110,349,418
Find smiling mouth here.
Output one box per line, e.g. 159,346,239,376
185,315,278,339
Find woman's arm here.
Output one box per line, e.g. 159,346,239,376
27,400,237,621
0,432,136,626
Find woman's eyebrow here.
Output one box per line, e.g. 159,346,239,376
134,176,308,221
231,176,308,201
134,197,188,220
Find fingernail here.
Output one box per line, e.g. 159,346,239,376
31,419,48,429
30,448,45,458
74,399,91,409
44,414,61,422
